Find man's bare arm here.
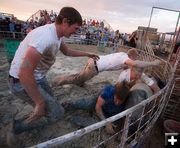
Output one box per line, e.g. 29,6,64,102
150,83,160,94
60,42,99,60
125,59,162,68
95,96,106,120
19,46,45,123
96,96,116,134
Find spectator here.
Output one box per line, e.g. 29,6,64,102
128,31,138,48
123,33,129,45
14,21,21,32
113,30,120,50
9,20,15,32
80,32,86,44
85,30,91,45
50,10,55,22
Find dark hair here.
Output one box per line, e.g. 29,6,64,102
115,82,130,102
56,7,82,26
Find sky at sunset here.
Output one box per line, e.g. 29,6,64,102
1,0,180,33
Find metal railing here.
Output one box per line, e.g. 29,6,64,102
0,31,124,49
0,31,26,40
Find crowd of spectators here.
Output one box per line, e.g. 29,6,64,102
78,18,130,49
0,10,132,48
27,10,57,31
0,10,57,34
0,13,27,39
0,14,22,32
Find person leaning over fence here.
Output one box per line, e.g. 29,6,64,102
117,67,160,94
7,7,99,145
53,48,162,86
128,31,138,48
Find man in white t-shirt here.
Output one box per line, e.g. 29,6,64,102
116,67,160,136
53,48,161,86
7,7,99,140
117,66,160,94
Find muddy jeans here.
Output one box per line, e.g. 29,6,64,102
65,95,125,127
64,96,98,127
58,58,98,85
64,95,98,112
64,94,123,118
8,77,64,134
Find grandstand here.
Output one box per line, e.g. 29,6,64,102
0,10,126,61
0,12,14,20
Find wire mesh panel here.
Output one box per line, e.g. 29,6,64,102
163,48,180,121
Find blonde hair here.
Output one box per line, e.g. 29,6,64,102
127,48,139,60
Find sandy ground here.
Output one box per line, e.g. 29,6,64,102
0,44,165,148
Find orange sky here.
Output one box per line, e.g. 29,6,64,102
1,0,180,33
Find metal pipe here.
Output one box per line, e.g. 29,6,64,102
153,6,180,13
168,12,180,62
148,7,154,28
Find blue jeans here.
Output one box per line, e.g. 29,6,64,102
64,95,125,128
65,94,124,118
64,96,98,127
64,95,98,112
8,77,64,134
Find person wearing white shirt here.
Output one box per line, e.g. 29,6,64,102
117,67,160,94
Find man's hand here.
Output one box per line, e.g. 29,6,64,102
51,76,61,87
105,122,116,134
51,75,67,87
152,59,162,66
87,53,100,61
26,102,45,123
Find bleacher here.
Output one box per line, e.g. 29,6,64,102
0,10,128,63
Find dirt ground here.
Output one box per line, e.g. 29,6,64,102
0,44,165,148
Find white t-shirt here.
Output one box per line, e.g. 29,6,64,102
9,23,62,80
96,52,130,72
118,69,154,86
